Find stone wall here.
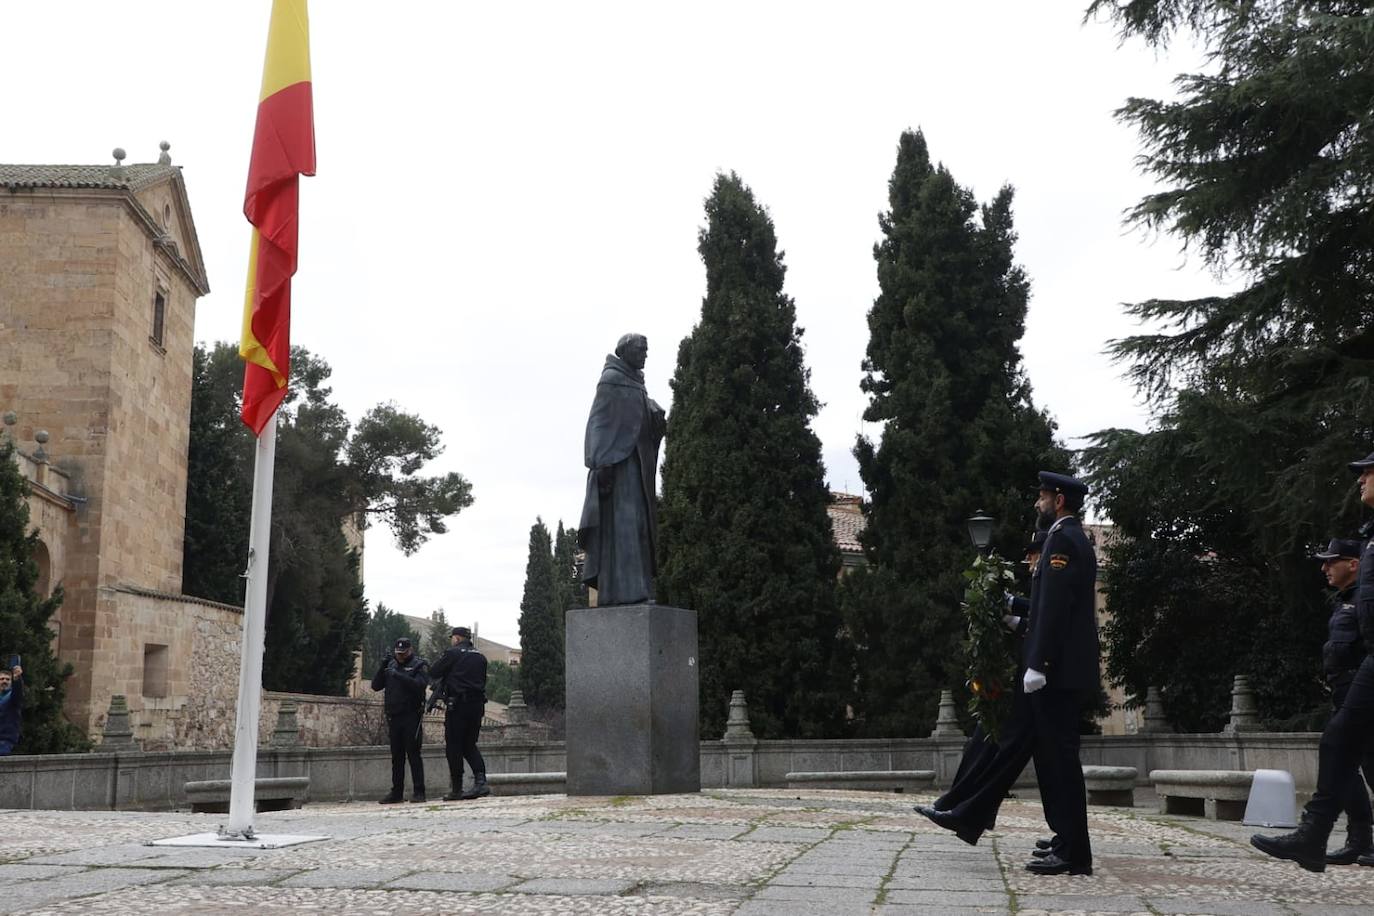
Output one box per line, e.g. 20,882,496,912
0,732,1326,812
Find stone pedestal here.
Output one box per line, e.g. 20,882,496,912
565,604,699,795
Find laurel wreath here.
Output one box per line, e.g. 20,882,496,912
961,552,1019,743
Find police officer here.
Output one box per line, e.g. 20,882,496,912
1021,471,1099,877
371,637,429,804
428,626,490,801
1313,538,1374,866
1254,450,1374,872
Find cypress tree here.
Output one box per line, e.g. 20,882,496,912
0,440,88,752
844,130,1069,737
517,518,564,709
658,171,845,739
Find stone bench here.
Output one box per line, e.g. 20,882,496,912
1083,765,1138,807
784,770,936,793
1149,769,1253,821
183,777,310,814
488,772,565,795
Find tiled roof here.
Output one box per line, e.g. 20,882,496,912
0,163,181,192
828,492,866,555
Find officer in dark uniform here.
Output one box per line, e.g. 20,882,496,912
916,516,1086,864
1254,450,1374,872
428,626,490,801
1020,471,1099,876
1313,538,1374,866
370,637,429,804
926,526,1049,817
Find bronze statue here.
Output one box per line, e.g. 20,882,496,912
578,333,666,605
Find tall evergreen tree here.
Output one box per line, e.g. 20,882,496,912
517,518,564,709
844,131,1069,737
183,342,473,694
553,521,586,624
657,172,845,739
1079,1,1374,726
0,440,88,753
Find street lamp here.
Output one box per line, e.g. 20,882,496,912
966,510,994,553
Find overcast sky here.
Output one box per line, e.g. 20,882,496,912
8,2,1226,647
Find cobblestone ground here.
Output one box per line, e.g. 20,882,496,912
2,790,1373,914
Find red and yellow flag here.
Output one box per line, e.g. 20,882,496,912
240,0,316,434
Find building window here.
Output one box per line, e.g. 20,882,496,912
150,291,166,348
143,644,169,698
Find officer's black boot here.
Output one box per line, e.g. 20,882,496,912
442,784,464,802
460,775,490,800
1326,820,1374,865
1251,812,1333,872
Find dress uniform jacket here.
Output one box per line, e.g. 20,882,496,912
1023,516,1100,690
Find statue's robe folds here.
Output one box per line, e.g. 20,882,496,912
579,355,664,606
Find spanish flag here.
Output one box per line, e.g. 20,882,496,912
239,0,316,434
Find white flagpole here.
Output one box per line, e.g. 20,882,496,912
223,409,279,839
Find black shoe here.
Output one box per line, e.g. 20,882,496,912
378,793,404,805
1251,815,1332,873
1326,822,1372,865
409,793,427,803
1358,850,1374,867
1035,837,1055,850
442,789,463,801
1031,846,1053,858
460,780,491,800
1025,852,1092,876
915,803,981,846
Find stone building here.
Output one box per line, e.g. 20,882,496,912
0,148,221,744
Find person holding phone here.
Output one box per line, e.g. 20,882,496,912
0,657,23,756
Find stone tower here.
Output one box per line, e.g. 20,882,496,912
0,147,210,736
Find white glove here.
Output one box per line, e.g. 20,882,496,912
1002,614,1022,632
1023,668,1047,693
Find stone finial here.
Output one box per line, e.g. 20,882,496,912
270,699,301,748
1224,674,1261,734
1141,685,1174,734
112,147,126,165
33,429,49,464
505,690,529,726
723,690,756,743
931,688,964,737
100,695,138,751
158,141,172,166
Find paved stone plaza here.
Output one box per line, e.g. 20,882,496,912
2,789,1373,914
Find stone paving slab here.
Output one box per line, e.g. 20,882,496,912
6,788,1374,913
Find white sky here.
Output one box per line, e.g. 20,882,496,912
7,2,1225,647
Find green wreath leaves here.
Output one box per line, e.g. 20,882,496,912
962,552,1019,743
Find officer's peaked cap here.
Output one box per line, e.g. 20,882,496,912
1349,450,1374,473
1314,538,1363,560
394,637,412,650
451,626,472,638
1037,471,1088,498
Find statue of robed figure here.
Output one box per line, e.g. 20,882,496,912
578,333,666,606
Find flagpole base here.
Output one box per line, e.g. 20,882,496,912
148,831,329,850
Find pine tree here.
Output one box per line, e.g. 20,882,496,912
517,519,564,709
1077,1,1374,726
657,172,846,739
0,441,89,753
844,131,1069,737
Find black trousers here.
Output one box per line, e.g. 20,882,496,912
444,699,487,791
1030,688,1091,866
1310,657,1374,827
939,686,1040,840
1331,681,1374,827
386,711,425,796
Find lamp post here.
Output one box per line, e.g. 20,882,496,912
966,509,994,553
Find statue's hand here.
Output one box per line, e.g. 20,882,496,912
597,466,614,494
